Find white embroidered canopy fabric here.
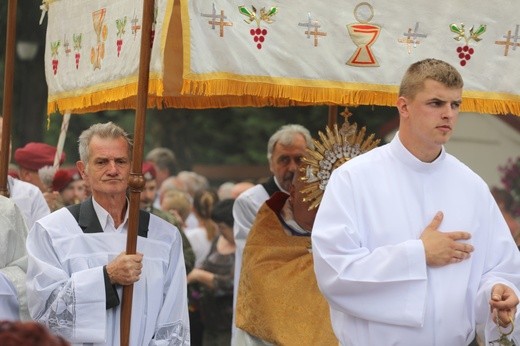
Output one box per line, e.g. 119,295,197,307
43,0,520,114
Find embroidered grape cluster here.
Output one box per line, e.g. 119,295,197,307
456,45,474,66
249,28,267,49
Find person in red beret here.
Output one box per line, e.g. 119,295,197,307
69,168,89,203
14,142,65,193
51,169,76,206
14,142,66,212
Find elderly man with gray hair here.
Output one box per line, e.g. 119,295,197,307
232,124,313,345
26,122,189,345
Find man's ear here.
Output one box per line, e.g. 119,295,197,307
396,96,409,118
76,161,86,179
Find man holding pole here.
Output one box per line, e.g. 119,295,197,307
26,122,190,345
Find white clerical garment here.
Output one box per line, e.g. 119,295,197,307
232,177,285,345
0,272,20,320
0,195,29,321
26,198,190,345
8,175,50,230
312,133,520,346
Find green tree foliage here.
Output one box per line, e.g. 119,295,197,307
45,105,396,170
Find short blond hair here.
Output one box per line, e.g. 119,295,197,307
161,189,192,222
399,59,463,99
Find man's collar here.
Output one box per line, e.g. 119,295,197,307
92,196,129,231
273,176,289,194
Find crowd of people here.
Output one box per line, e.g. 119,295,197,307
1,59,520,345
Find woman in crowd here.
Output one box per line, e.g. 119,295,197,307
188,199,235,346
185,188,220,267
184,188,219,346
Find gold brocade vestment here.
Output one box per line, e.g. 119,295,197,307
236,193,337,346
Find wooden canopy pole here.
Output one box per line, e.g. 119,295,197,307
0,0,17,197
120,0,155,345
328,105,338,129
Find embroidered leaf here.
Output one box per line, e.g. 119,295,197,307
469,24,486,42
50,41,60,56
238,6,253,17
259,6,277,24
116,17,127,33
267,7,277,17
474,24,486,36
449,23,462,34
238,5,256,24
73,33,82,49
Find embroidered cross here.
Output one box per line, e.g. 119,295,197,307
510,24,520,50
131,15,141,39
495,25,520,56
298,13,326,47
298,13,314,37
63,35,71,56
398,22,427,54
201,3,232,37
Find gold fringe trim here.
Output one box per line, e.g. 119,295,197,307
459,97,520,116
180,79,520,116
188,81,393,104
48,78,520,116
47,78,165,115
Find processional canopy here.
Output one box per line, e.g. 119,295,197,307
42,0,520,115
